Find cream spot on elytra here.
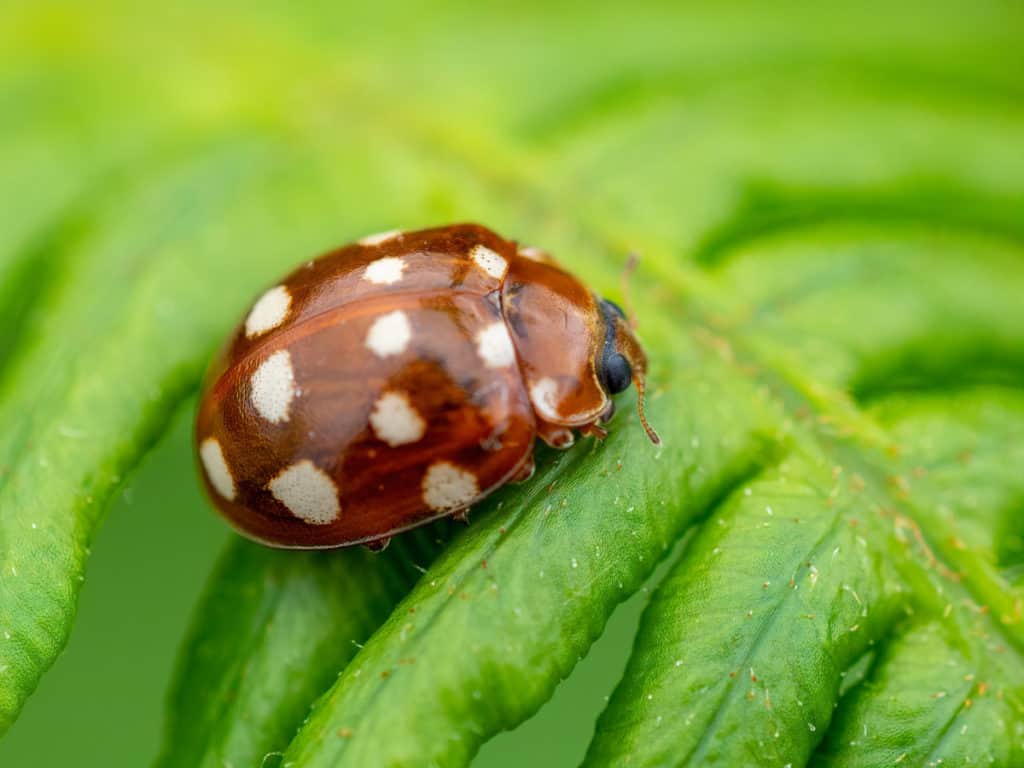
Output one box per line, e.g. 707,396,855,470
423,461,480,511
518,246,548,262
245,286,291,338
358,230,402,246
365,310,412,358
370,391,426,446
363,256,406,285
199,438,235,500
470,244,508,280
475,322,517,368
250,350,296,423
269,460,340,524
530,377,562,422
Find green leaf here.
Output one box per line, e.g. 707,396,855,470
2,2,1024,766
584,239,1024,766
281,376,775,766
0,136,341,731
156,531,444,768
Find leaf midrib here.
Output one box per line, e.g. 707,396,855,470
682,508,851,766
364,96,1024,663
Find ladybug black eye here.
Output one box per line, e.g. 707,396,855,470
597,297,633,395
603,352,632,394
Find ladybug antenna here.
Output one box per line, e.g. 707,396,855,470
622,252,640,329
633,370,661,445
611,254,659,445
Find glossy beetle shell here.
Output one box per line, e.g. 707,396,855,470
195,224,655,548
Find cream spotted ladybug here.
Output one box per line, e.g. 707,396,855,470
195,224,658,549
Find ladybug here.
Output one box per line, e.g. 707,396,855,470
195,224,658,549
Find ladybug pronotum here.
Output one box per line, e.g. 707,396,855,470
195,224,658,549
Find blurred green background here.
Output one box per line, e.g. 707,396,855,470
3,0,1024,764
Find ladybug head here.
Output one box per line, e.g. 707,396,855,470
597,297,660,445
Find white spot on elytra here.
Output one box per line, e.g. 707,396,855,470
245,286,291,338
269,460,340,524
199,438,235,500
475,322,517,368
518,245,547,261
530,377,562,421
470,244,508,280
358,229,401,246
365,310,412,358
423,461,479,511
370,391,426,446
363,257,405,285
250,350,296,423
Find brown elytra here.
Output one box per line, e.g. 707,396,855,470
195,223,657,549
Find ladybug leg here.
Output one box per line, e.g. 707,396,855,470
364,536,392,553
536,420,576,450
511,455,536,484
452,509,471,525
579,422,608,441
